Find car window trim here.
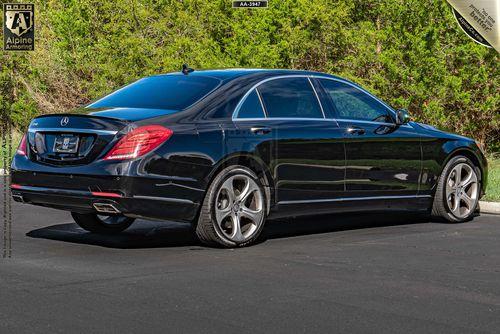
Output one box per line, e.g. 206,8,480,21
255,88,268,118
237,88,267,119
310,76,413,129
312,75,397,122
232,118,412,129
308,77,326,119
335,118,399,127
232,75,327,121
232,118,340,122
232,74,413,128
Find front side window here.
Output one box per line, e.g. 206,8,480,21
237,90,265,118
258,77,323,119
88,75,221,110
319,79,393,123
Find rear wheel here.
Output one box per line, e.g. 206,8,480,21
432,156,480,222
196,166,267,248
71,212,135,234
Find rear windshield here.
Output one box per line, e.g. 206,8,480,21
87,75,221,110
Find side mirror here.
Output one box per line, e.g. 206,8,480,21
396,109,410,125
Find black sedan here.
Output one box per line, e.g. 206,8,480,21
11,69,488,247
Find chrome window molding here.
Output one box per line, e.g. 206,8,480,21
232,75,326,120
307,77,326,119
311,77,414,128
309,75,398,120
232,117,412,129
335,118,412,128
255,88,268,118
232,117,339,122
28,128,118,135
232,74,410,129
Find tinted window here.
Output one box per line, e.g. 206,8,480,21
258,77,323,119
88,75,221,110
319,79,392,123
237,89,265,118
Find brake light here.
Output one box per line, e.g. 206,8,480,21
17,134,27,156
104,125,173,160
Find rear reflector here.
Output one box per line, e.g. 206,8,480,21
104,125,173,160
91,191,123,198
17,134,27,156
10,185,121,198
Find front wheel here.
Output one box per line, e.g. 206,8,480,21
71,212,135,234
432,156,480,222
196,166,267,248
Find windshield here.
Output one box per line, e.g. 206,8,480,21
87,75,221,110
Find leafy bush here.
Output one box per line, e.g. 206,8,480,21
0,0,498,151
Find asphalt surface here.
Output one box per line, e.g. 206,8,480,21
1,190,500,333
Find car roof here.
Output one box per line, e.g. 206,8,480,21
150,68,344,81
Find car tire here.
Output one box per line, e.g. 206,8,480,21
71,212,135,234
432,155,481,223
196,165,267,248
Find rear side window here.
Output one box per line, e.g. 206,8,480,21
237,90,265,118
258,78,323,119
88,75,221,110
319,79,392,123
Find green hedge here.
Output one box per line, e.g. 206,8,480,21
1,0,498,152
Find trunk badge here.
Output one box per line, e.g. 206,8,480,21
60,117,69,126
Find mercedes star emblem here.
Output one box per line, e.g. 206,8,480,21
60,117,69,126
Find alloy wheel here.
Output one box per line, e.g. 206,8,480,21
214,174,264,243
445,163,478,218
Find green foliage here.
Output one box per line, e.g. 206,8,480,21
484,158,500,202
0,0,498,151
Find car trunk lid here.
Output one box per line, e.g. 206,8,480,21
27,114,127,166
27,108,181,166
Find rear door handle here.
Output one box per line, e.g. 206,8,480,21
251,127,271,135
347,126,365,135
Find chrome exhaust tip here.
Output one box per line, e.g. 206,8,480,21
93,203,120,214
12,194,24,203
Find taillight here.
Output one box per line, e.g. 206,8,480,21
17,133,27,156
104,125,173,160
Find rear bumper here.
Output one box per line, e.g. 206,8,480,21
11,184,199,222
10,160,205,223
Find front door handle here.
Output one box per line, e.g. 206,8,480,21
251,127,271,135
347,126,365,135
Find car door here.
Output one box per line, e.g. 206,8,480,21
230,76,345,205
317,78,422,198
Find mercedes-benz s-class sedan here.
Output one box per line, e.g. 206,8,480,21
11,69,488,247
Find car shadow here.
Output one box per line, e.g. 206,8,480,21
26,212,431,249
26,220,200,249
263,212,430,240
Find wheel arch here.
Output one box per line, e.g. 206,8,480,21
441,146,487,196
204,153,275,213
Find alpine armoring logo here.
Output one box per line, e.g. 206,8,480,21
3,3,35,51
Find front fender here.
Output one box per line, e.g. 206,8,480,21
442,141,488,195
421,136,487,197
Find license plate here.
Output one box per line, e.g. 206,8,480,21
53,134,79,153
